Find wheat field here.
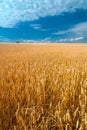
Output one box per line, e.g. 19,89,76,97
0,44,87,130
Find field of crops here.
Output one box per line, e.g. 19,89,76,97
0,44,87,130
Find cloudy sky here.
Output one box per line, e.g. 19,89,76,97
0,0,87,43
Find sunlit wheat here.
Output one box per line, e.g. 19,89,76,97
0,44,87,130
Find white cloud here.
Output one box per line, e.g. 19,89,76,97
53,30,70,35
0,0,87,27
30,24,42,30
74,37,84,41
23,37,51,43
59,37,84,42
30,24,48,31
23,39,38,43
41,37,51,42
53,22,87,36
70,22,87,35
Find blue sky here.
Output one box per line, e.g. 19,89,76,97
0,0,87,43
